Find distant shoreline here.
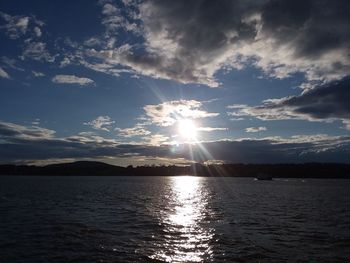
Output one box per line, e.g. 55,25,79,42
1,161,349,178
1,175,349,179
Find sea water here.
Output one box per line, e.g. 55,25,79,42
0,176,349,262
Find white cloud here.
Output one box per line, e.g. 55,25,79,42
32,71,45,77
197,127,227,132
142,134,169,146
0,67,10,79
33,26,42,37
31,118,40,125
21,42,55,62
84,37,102,47
0,12,29,39
100,2,140,35
116,125,151,137
59,57,72,68
84,116,115,131
14,17,29,33
245,126,267,133
1,56,24,71
80,58,132,77
230,118,245,121
0,12,44,40
52,75,94,86
227,104,249,109
228,102,296,120
143,100,219,127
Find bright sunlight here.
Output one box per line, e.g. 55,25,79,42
177,119,197,140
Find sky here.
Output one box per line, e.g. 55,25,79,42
0,0,349,166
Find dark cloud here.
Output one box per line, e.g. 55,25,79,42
262,0,350,58
96,0,350,86
229,78,350,128
285,78,350,119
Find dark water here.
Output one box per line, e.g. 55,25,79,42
0,176,349,262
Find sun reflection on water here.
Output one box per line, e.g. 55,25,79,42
150,176,214,262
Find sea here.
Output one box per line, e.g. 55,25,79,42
0,176,349,262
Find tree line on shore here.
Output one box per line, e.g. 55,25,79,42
0,161,349,178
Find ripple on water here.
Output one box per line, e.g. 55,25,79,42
0,176,349,262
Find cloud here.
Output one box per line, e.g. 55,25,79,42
80,58,133,77
228,77,350,129
31,118,40,125
1,12,51,67
90,0,349,87
84,37,102,47
1,56,24,71
116,125,151,137
21,42,55,62
230,118,245,121
245,127,267,133
84,116,115,131
0,12,29,39
227,104,248,109
142,134,169,146
100,1,140,36
197,127,227,132
166,135,350,163
32,71,45,77
144,100,219,126
0,67,10,79
0,11,44,39
33,26,42,37
0,121,55,140
56,44,134,78
52,74,94,85
3,3,348,88
0,120,349,164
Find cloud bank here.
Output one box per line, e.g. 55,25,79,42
1,121,349,164
228,77,350,129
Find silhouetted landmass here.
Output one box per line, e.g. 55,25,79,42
0,161,350,178
0,161,127,176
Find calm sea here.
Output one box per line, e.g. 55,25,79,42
0,176,349,262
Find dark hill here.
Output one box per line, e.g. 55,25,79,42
0,161,129,176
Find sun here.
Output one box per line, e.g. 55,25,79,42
177,119,197,140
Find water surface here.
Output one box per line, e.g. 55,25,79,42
0,176,349,262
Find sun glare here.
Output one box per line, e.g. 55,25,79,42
178,119,197,140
